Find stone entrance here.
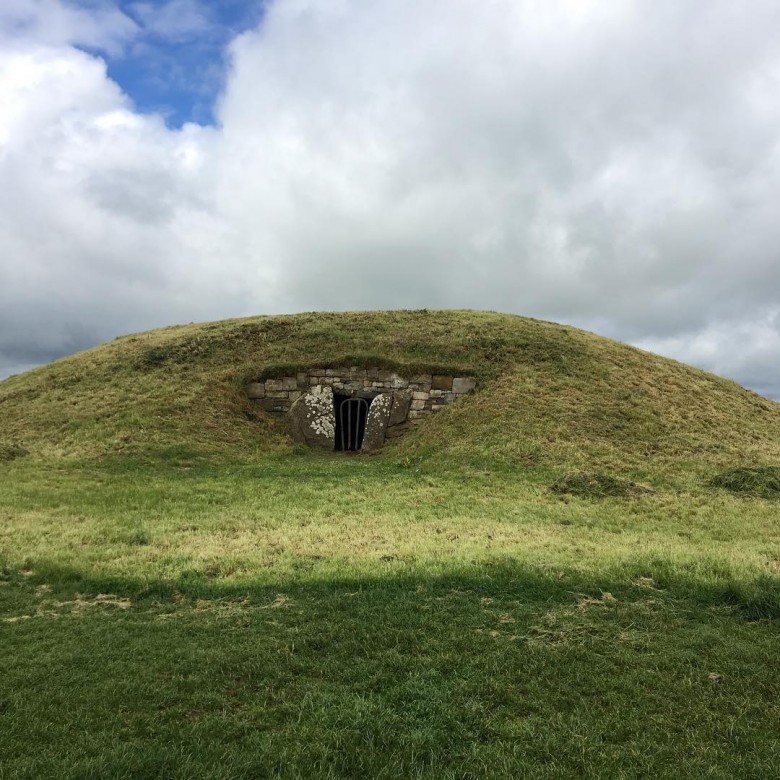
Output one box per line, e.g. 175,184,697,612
247,366,476,451
335,395,368,451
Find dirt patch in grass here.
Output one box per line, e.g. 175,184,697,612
550,471,654,499
708,466,780,500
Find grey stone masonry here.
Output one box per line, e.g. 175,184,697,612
247,366,476,446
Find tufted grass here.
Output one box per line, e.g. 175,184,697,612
709,465,780,500
2,310,780,777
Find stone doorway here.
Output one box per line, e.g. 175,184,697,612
249,368,476,451
334,394,368,451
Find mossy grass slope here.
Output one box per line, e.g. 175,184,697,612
1,309,778,480
2,310,780,778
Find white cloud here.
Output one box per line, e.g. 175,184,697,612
0,0,137,54
1,0,780,399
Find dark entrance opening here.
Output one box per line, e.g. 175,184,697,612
334,394,369,451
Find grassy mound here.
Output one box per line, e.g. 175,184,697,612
0,310,778,481
3,311,780,777
550,471,653,499
709,465,780,499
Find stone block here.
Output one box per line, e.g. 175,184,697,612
362,393,392,451
265,379,284,392
432,375,453,390
410,399,425,411
350,367,367,379
385,422,410,439
296,373,308,386
412,391,428,401
377,370,392,381
365,367,380,380
247,383,266,399
309,368,326,375
326,368,340,376
411,374,432,385
289,386,336,450
266,390,289,399
453,377,476,393
429,389,443,398
389,373,407,389
282,377,297,391
259,398,288,413
388,390,412,426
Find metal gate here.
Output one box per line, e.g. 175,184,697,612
338,397,369,452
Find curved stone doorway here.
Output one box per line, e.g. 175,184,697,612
334,395,368,451
248,367,476,451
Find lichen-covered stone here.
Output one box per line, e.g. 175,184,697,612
388,390,412,426
289,385,336,450
362,393,393,451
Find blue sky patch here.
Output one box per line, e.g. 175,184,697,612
81,0,266,127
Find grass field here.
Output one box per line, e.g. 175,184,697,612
2,311,780,778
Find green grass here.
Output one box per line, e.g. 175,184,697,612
2,310,780,777
709,465,780,500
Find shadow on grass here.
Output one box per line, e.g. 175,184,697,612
8,555,780,621
3,560,780,779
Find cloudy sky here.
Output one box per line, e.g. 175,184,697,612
1,1,779,398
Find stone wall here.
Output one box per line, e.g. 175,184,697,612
247,366,476,449
247,367,475,417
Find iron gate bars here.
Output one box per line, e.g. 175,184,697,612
339,397,369,451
